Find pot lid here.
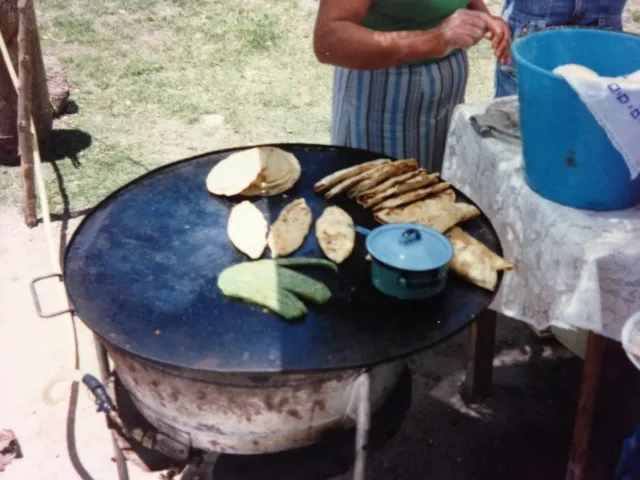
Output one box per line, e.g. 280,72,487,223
366,223,453,272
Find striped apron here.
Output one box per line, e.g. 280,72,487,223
331,50,469,173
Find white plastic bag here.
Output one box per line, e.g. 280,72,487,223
554,64,640,180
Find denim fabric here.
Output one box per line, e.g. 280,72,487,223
494,0,627,97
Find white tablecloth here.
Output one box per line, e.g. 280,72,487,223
442,100,640,342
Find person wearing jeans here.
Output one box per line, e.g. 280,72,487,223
494,0,628,97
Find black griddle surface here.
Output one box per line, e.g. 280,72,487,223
64,144,502,373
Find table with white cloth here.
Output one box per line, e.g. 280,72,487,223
442,98,640,480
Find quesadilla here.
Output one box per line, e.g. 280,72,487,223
316,206,355,264
368,179,448,210
374,190,480,232
267,198,313,257
314,159,390,192
446,227,515,291
227,201,268,259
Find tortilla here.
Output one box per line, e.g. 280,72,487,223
446,227,515,291
363,175,442,209
314,159,391,192
316,206,355,264
348,159,418,198
374,190,480,232
356,170,423,202
325,163,391,200
240,147,301,196
227,201,268,259
372,182,452,211
267,198,313,257
206,149,265,196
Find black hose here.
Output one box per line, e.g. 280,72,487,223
80,374,190,462
82,374,117,414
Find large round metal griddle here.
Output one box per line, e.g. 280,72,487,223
64,144,503,374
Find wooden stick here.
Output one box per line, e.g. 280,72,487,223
17,0,37,227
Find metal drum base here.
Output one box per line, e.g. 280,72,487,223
108,345,405,455
111,365,413,479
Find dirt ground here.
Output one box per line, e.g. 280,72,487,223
2,2,640,479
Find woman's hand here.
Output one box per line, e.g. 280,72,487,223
484,15,511,64
437,9,492,52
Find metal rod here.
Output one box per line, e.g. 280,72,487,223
94,336,130,480
353,372,371,480
179,456,204,480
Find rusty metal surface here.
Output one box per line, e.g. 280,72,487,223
107,346,404,454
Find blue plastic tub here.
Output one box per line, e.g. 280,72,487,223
512,28,640,211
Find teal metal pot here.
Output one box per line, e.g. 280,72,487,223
354,223,454,300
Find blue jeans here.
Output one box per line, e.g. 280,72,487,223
494,0,627,97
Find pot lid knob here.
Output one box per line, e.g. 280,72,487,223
400,228,421,245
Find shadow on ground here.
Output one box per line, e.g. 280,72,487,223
45,128,93,166
209,350,579,480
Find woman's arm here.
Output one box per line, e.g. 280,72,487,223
313,0,491,70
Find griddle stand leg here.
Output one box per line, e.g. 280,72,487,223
565,331,607,480
352,371,372,480
179,452,218,480
463,309,497,403
94,336,131,480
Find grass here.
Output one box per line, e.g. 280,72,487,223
633,10,640,23
1,0,498,216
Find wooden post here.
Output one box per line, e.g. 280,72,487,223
0,0,52,165
0,1,19,163
17,0,36,227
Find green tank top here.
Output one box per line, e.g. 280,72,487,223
362,0,469,65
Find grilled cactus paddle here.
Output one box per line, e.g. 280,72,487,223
274,257,338,273
217,258,336,320
218,279,308,320
271,266,331,303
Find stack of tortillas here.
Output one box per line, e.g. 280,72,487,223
206,146,301,197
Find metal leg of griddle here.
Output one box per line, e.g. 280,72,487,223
94,335,131,480
179,456,203,480
463,309,497,403
565,331,607,480
353,371,371,480
179,453,218,480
